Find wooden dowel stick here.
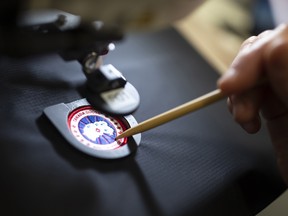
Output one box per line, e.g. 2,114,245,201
116,89,226,139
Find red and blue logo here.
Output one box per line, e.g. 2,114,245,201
68,106,127,151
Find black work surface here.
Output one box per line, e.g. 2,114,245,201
0,27,286,216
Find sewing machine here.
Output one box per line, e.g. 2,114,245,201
0,0,202,116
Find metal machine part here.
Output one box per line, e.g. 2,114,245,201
82,60,140,116
27,0,203,31
0,9,140,115
0,1,202,115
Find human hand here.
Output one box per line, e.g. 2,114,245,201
217,24,288,184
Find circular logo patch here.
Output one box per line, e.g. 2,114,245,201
68,106,128,151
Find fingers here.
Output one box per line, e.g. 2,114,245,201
264,26,288,107
217,24,288,134
239,30,272,51
218,24,288,95
227,87,264,133
261,89,288,121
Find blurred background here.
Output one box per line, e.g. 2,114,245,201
174,0,275,75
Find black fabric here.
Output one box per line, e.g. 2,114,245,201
0,27,286,216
